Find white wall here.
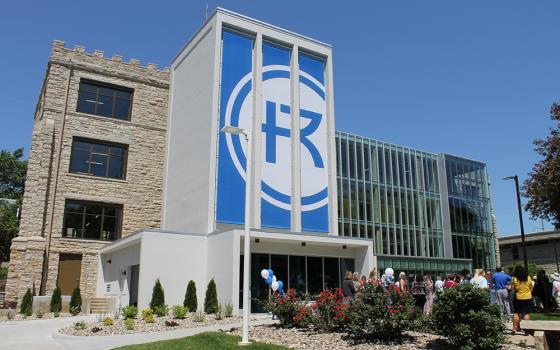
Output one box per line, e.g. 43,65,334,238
207,232,238,308
138,232,208,310
163,17,220,234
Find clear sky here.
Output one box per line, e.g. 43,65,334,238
0,1,558,236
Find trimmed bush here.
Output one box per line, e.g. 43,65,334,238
347,283,417,340
149,279,165,310
172,305,187,319
224,303,234,318
50,286,62,313
310,288,349,331
124,318,134,330
103,317,114,326
204,278,218,314
215,303,223,320
69,287,82,316
153,304,169,317
122,305,138,319
430,284,505,350
262,289,301,328
20,288,33,316
184,280,197,312
141,308,155,323
74,321,86,330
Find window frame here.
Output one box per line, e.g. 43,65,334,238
76,79,134,121
62,199,123,241
69,137,129,180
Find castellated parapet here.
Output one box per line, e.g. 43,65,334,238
5,40,171,303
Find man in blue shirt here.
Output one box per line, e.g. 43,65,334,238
492,267,512,320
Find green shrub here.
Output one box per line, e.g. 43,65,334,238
224,303,234,318
172,305,187,319
193,310,205,322
0,267,8,279
348,283,417,340
430,284,505,350
124,318,134,330
204,278,218,314
154,304,169,317
53,311,60,318
19,288,33,316
6,310,14,320
215,303,224,320
121,305,138,319
262,289,302,328
141,308,155,323
310,288,349,332
69,287,82,316
184,280,197,312
50,286,62,313
103,317,114,326
74,321,86,330
149,279,165,310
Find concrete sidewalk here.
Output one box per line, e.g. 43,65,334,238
0,315,276,350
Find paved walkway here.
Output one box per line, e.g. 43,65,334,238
0,315,276,350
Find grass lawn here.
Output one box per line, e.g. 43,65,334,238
531,312,560,321
112,331,291,350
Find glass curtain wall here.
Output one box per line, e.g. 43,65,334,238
445,155,495,270
336,132,444,260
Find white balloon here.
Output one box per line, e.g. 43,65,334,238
271,281,279,291
272,275,277,282
261,269,269,279
385,268,394,277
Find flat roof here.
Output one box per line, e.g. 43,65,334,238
499,230,560,245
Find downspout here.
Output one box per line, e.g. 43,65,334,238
40,65,73,295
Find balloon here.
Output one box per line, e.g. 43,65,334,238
261,269,269,279
277,281,284,291
271,281,279,291
268,269,274,278
385,268,394,277
265,276,273,285
272,275,277,283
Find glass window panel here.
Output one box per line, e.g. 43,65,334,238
108,155,124,179
96,94,114,117
102,212,119,240
84,213,102,239
341,139,348,177
65,202,84,214
289,256,306,294
323,258,340,289
98,86,115,96
357,143,364,181
114,98,131,120
90,153,108,177
77,91,97,114
69,149,90,174
80,82,97,93
271,255,289,290
307,257,323,295
86,203,103,215
115,89,132,99
250,253,270,312
378,148,385,184
63,212,82,238
339,258,355,286
349,141,355,178
92,143,109,155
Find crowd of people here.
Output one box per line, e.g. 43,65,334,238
341,265,560,336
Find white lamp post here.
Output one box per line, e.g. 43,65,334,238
220,125,252,346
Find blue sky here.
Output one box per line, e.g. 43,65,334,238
0,1,558,236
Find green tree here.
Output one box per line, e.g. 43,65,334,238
0,204,18,262
204,278,218,314
149,279,165,310
69,286,82,315
184,280,197,312
20,288,33,316
0,148,27,201
523,103,560,229
50,286,62,313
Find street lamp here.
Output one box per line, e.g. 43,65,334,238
503,175,528,271
221,125,252,346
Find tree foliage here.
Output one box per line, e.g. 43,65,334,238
69,286,82,315
0,203,18,262
150,279,165,310
184,280,197,312
204,278,218,314
50,285,62,313
20,288,33,316
523,103,560,229
0,148,27,201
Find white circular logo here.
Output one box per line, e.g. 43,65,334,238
224,65,328,212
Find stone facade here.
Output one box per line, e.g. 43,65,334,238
499,230,560,274
5,41,170,302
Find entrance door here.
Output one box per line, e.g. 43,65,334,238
57,254,82,295
129,265,139,306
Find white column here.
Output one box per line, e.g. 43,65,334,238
290,46,302,232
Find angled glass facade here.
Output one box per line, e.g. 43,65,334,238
444,155,495,271
335,131,495,275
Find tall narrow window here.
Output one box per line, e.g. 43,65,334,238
62,200,122,241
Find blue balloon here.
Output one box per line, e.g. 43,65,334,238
278,288,285,296
268,269,274,278
277,281,284,291
265,276,273,285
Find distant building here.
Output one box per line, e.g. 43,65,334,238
498,230,560,273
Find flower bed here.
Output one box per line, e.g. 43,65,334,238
59,313,250,336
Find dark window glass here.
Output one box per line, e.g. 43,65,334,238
62,200,122,241
76,80,133,120
339,258,355,285
307,257,323,295
69,138,128,179
289,256,306,294
324,258,340,289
